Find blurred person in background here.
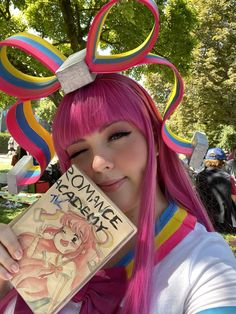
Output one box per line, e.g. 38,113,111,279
225,145,236,180
196,147,236,233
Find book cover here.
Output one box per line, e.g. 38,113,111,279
10,165,137,314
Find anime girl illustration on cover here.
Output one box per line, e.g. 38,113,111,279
11,204,108,313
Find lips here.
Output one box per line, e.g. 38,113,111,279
98,177,126,192
60,239,69,247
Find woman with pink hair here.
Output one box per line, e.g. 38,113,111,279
1,72,236,313
1,0,236,311
51,74,236,314
3,71,236,314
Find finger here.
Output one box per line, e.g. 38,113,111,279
0,224,22,260
0,244,19,280
0,265,14,280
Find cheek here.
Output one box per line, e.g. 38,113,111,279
117,138,148,170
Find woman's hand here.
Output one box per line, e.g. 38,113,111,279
0,223,22,282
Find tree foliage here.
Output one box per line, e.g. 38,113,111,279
0,0,197,112
145,0,236,149
34,98,57,129
172,0,236,146
218,125,236,151
1,0,234,149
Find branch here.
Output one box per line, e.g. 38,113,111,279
72,7,103,12
48,90,62,108
83,2,104,36
52,40,70,47
0,0,11,20
152,47,166,59
74,2,87,49
59,0,79,52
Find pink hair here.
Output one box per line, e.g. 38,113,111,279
52,73,213,313
60,210,96,256
38,211,96,258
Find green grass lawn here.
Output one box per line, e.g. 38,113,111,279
0,163,32,222
0,162,37,223
222,233,236,256
0,199,28,223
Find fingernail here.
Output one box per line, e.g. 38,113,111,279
14,250,22,260
5,272,13,280
11,263,19,273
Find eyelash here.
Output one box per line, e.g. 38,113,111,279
69,131,131,160
70,149,88,160
108,131,131,141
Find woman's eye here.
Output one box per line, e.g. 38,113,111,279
109,131,131,142
69,149,88,160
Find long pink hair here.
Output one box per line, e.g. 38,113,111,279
52,73,213,314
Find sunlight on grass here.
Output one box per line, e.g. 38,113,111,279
0,200,27,224
222,233,236,256
0,206,24,224
0,164,11,171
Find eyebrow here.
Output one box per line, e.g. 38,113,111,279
100,121,118,132
69,121,121,145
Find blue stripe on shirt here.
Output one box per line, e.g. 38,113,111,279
196,307,236,314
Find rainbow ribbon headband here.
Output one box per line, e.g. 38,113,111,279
0,0,194,187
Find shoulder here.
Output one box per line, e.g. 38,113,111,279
218,168,231,179
156,222,235,272
195,169,214,185
195,169,207,181
185,225,236,312
150,224,236,313
177,223,235,269
187,224,236,272
155,223,236,291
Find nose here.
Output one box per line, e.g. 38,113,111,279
92,154,114,173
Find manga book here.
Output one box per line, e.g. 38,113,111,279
9,165,137,314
